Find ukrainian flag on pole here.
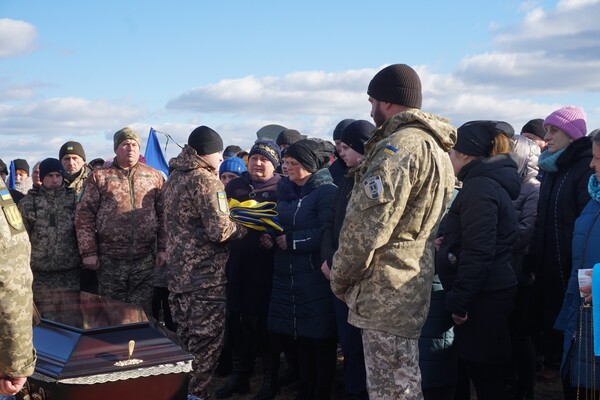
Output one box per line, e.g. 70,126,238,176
144,128,169,176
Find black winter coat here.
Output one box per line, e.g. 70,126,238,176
532,136,592,329
321,174,354,266
225,172,281,315
268,169,337,339
437,154,520,317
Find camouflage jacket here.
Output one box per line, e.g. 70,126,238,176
330,109,456,339
75,161,166,260
0,180,37,377
163,145,246,294
18,185,80,272
65,163,92,197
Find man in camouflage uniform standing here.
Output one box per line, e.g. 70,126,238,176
163,126,246,399
18,158,80,292
330,64,456,400
75,127,166,315
0,177,37,397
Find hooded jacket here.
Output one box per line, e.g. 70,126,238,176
163,145,246,294
330,109,456,339
437,155,520,317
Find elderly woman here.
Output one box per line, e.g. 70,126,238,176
532,106,592,379
216,139,282,400
437,120,520,399
261,139,337,400
554,132,600,399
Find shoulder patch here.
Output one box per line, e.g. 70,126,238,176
363,175,383,199
3,203,25,233
383,145,398,156
217,191,229,213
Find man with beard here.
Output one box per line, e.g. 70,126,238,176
330,64,456,400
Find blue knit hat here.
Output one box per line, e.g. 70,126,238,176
219,157,247,177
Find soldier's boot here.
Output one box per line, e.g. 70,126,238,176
214,360,250,399
252,352,280,400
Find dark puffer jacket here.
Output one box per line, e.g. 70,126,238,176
268,169,337,339
437,154,520,316
532,136,592,329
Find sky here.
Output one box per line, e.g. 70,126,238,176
1,0,600,166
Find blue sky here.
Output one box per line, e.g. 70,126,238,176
1,0,599,165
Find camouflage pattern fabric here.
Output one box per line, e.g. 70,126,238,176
169,288,226,399
162,145,246,294
98,254,155,316
362,329,423,400
65,163,92,198
331,109,456,339
18,185,80,291
0,179,37,377
163,145,246,398
75,160,165,260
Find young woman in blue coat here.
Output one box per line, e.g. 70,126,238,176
554,132,600,399
436,121,520,400
260,139,337,400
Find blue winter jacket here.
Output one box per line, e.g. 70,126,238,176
268,169,337,339
555,196,600,388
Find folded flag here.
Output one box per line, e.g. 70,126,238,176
229,199,283,233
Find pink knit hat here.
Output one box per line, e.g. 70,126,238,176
543,106,587,140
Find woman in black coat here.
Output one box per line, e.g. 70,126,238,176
531,106,592,378
261,139,337,400
437,121,520,400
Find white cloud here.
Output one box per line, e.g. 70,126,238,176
0,19,37,58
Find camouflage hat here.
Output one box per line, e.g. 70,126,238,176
113,127,141,151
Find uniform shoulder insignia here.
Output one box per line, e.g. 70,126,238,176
3,203,25,233
216,191,229,213
383,145,398,156
363,175,383,199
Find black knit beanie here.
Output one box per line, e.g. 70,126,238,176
333,119,356,141
284,139,325,173
59,141,86,162
13,158,30,175
521,118,545,140
455,120,511,157
0,159,7,175
39,158,65,181
188,125,224,155
276,129,304,146
340,120,375,155
249,139,281,167
367,64,422,109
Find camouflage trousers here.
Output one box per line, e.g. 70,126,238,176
32,268,80,292
98,254,154,317
169,286,226,399
362,329,423,400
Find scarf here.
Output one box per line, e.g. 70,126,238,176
588,174,600,203
538,148,566,173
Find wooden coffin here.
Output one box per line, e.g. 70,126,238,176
18,290,192,400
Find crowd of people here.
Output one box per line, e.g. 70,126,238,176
1,62,599,400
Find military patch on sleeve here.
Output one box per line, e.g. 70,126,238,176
383,145,398,156
363,175,383,199
217,191,229,213
2,203,25,233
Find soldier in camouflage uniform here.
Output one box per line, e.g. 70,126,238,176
163,126,246,399
18,158,81,292
59,141,92,198
75,127,166,316
59,141,96,293
0,178,37,396
330,64,456,400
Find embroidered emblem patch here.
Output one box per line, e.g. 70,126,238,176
383,145,398,156
3,204,24,232
217,191,229,213
363,176,383,199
